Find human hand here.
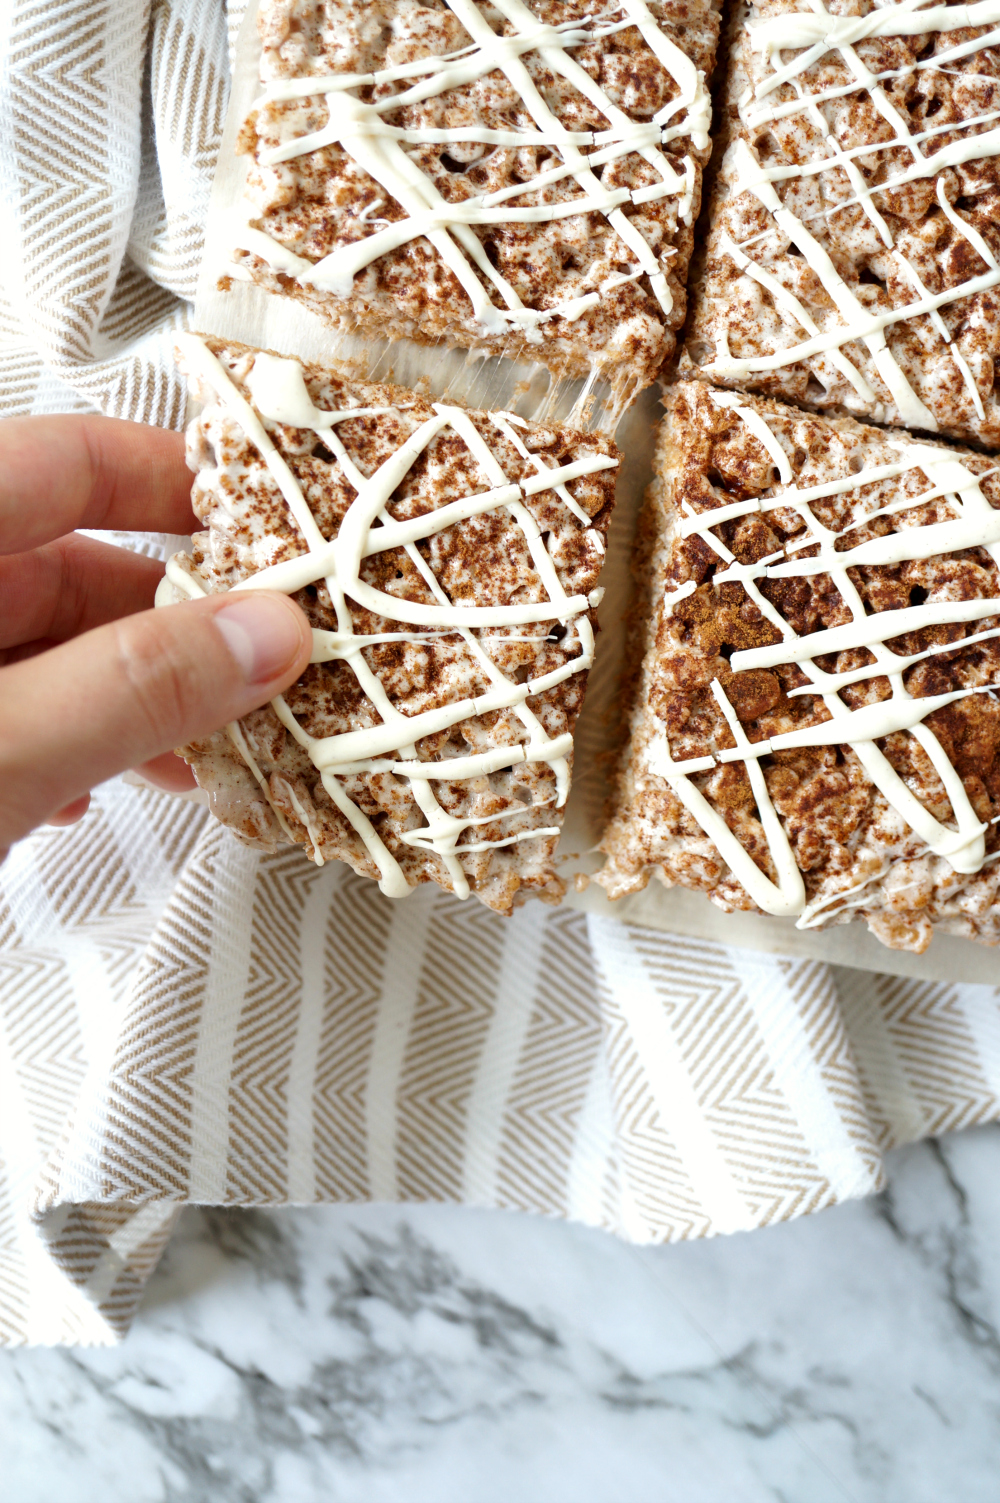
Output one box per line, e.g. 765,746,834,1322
0,414,312,857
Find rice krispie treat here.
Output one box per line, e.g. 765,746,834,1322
597,380,1000,953
683,0,1000,446
230,0,721,403
157,335,618,914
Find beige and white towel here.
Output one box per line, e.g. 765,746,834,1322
4,777,1000,1346
2,0,1000,1348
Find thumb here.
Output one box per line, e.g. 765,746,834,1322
0,591,312,849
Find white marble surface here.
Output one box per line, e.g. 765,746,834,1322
4,1128,1000,1501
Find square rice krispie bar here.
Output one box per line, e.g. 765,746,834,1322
158,335,618,914
231,0,721,402
683,0,1000,446
597,380,1000,953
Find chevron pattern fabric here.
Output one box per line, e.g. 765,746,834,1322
0,0,238,427
3,773,1000,1345
3,0,1000,1348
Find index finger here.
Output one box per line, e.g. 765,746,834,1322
0,414,196,554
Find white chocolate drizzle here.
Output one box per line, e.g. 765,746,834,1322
234,0,712,338
705,0,1000,427
159,335,616,899
652,391,1000,924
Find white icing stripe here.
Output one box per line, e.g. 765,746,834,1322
734,143,937,429
715,683,1000,754
733,594,1000,669
706,0,1000,422
310,733,576,781
652,391,1000,920
225,719,299,844
229,490,607,627
490,410,592,527
660,579,697,613
718,231,876,402
237,1,711,336
710,257,1000,376
748,1,1000,60
298,656,590,768
165,336,615,898
709,389,793,482
786,621,1000,695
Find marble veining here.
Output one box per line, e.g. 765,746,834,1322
5,1130,1000,1501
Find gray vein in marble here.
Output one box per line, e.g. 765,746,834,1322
4,1130,1000,1502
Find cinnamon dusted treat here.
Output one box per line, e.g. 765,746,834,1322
157,335,618,913
231,0,721,406
683,0,1000,446
597,381,1000,952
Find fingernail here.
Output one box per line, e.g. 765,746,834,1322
214,594,304,686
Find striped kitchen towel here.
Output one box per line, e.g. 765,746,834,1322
0,0,241,426
3,773,1000,1345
